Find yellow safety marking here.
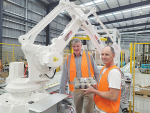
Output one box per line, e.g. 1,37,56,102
0,43,21,46
44,83,60,89
53,57,59,62
49,82,59,87
72,36,107,41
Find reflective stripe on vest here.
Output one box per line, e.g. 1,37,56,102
67,51,94,91
94,65,121,113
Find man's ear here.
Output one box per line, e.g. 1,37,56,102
113,54,115,58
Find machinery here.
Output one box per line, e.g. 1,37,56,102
0,0,121,113
138,44,150,73
119,62,134,113
119,72,132,113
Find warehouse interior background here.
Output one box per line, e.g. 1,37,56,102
0,0,150,113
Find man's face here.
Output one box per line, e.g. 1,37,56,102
101,47,115,65
72,42,82,56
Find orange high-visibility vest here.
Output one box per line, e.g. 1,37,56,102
67,51,94,92
94,65,121,113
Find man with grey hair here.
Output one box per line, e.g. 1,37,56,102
82,46,122,113
59,38,100,113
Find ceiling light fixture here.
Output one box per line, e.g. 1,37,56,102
99,15,104,18
90,17,94,19
122,9,131,13
105,13,113,16
94,0,105,4
90,15,104,20
84,2,93,6
132,7,141,11
142,5,150,9
113,11,122,15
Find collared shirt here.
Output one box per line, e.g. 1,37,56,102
59,51,100,94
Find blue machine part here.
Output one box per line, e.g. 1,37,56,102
141,64,150,69
120,62,125,66
140,64,150,73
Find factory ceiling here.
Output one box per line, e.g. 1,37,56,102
37,0,150,43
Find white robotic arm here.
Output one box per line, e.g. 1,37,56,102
18,0,120,83
18,0,106,83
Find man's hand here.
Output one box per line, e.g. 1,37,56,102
82,85,120,102
81,85,96,94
